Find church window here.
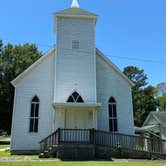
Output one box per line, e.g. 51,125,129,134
72,40,79,49
67,91,84,103
29,96,39,133
108,97,117,132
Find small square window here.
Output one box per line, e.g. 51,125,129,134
72,40,79,49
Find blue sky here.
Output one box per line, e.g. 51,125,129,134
0,0,166,86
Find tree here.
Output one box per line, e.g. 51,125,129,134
0,40,2,52
123,66,156,126
123,66,148,90
157,96,166,112
0,40,42,134
123,66,148,112
156,82,166,111
140,86,156,124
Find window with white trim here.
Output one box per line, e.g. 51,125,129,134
29,96,39,133
108,97,117,132
72,40,79,49
67,91,84,103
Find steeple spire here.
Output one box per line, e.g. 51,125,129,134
71,0,80,8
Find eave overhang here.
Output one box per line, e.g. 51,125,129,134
135,125,160,134
11,47,56,87
53,102,101,110
55,13,98,20
54,8,98,33
96,48,135,87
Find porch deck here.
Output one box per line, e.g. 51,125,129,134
39,128,166,160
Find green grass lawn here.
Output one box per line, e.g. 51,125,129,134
0,150,10,156
0,136,10,142
0,150,59,160
0,136,10,151
0,144,9,149
0,150,36,158
0,162,165,166
0,150,166,165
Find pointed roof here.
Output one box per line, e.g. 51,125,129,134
143,111,166,127
71,0,80,8
11,47,134,87
11,47,56,86
54,1,97,32
55,8,97,18
96,48,134,87
55,8,97,19
54,0,97,20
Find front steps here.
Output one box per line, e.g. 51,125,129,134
39,145,58,158
40,143,96,160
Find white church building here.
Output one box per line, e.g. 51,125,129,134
11,0,134,153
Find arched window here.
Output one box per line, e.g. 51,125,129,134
29,96,39,133
108,97,117,132
67,91,84,103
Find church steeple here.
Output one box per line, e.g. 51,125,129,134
54,1,98,32
54,0,97,104
71,0,80,8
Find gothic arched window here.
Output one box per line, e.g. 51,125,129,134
108,97,117,132
29,96,39,133
67,91,84,103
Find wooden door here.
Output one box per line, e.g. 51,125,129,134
65,110,92,129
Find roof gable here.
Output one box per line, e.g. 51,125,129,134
96,48,134,87
143,111,166,127
11,47,55,87
12,47,133,87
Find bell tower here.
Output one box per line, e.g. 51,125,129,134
54,0,98,103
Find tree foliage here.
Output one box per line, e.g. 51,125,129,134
0,40,42,134
123,66,156,126
123,66,148,90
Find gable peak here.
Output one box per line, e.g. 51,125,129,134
71,0,80,8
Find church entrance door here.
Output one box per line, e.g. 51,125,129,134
65,109,92,129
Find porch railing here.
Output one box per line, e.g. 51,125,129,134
39,128,166,154
40,129,59,153
94,130,165,154
59,129,91,143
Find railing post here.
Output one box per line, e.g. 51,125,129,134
40,142,43,153
161,140,163,154
57,128,61,144
90,128,95,144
